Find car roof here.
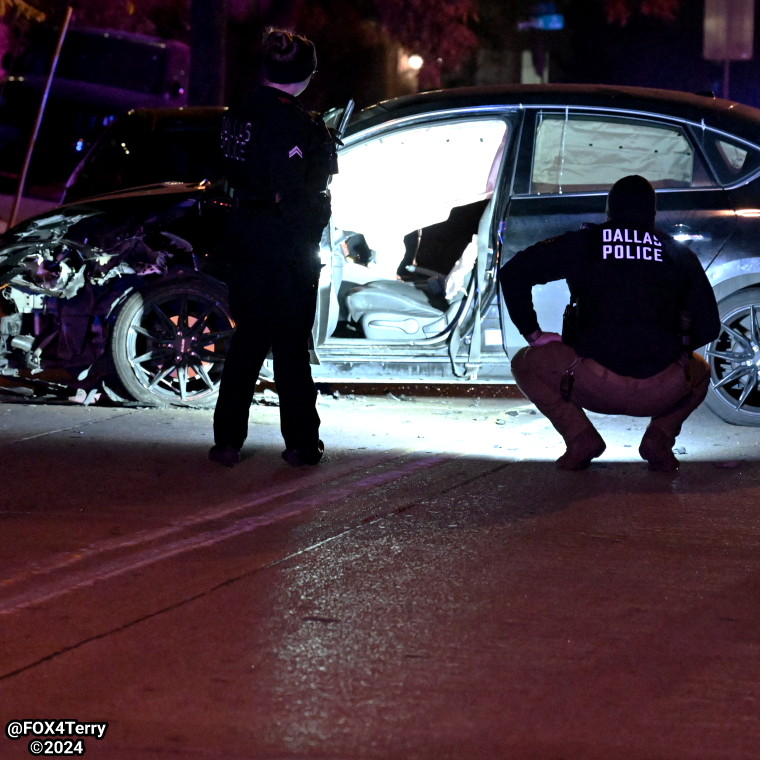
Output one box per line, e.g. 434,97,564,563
349,84,760,144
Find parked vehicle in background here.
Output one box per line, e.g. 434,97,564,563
0,26,189,198
2,84,760,427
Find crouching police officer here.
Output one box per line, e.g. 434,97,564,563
209,27,336,468
499,175,720,471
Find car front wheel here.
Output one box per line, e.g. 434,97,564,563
703,288,760,426
108,278,234,407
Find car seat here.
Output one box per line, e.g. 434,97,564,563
344,198,488,341
345,234,479,340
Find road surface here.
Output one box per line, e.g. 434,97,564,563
1,391,759,759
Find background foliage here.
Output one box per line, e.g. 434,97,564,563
65,0,685,93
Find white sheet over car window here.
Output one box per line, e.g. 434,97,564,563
700,128,760,185
715,139,748,172
331,119,506,275
532,116,695,192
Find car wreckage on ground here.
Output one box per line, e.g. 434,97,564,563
3,84,760,426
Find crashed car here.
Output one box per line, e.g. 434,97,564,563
4,84,760,427
0,182,232,405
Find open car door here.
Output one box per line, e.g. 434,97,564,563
322,116,509,374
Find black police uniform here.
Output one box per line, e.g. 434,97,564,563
213,84,335,460
502,221,720,377
499,217,720,470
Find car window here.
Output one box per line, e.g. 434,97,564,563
146,122,224,183
65,111,225,201
331,118,507,278
696,128,760,186
530,112,713,194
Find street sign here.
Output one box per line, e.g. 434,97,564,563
704,0,754,61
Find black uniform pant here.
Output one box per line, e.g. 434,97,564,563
213,208,321,452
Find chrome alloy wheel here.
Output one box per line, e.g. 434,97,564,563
110,279,234,406
704,291,760,426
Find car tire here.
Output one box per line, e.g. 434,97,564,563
703,288,760,426
108,277,234,408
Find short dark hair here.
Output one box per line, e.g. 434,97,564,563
606,175,656,226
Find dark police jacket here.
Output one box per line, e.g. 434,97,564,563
220,85,335,249
499,220,721,378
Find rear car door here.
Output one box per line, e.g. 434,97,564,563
499,107,735,355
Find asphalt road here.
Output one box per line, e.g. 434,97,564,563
1,391,759,759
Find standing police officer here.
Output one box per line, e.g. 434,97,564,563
500,175,720,471
209,28,336,468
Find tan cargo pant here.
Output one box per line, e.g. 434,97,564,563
510,342,710,448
